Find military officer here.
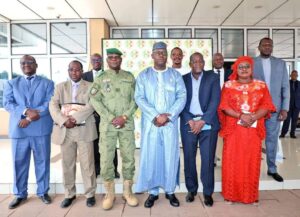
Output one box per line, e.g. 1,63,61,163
89,48,138,210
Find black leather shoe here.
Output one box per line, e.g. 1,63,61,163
267,172,284,182
86,196,96,207
60,196,76,208
186,192,197,203
144,194,159,208
8,197,27,209
165,193,180,207
290,134,297,139
204,195,214,207
279,134,285,138
39,194,52,204
115,170,120,179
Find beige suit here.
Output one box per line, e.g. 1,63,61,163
49,80,97,198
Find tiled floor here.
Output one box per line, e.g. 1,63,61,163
0,131,300,216
1,190,300,217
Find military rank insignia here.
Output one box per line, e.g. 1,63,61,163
90,87,98,95
103,79,111,92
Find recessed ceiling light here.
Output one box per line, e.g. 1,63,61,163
213,5,220,9
47,6,55,10
254,5,263,9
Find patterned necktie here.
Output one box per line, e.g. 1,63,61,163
72,83,79,103
27,76,34,89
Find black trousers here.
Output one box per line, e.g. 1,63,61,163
281,106,300,136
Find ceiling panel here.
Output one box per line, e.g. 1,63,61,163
67,0,116,26
153,0,197,25
0,0,41,20
258,0,300,26
107,0,151,26
20,0,79,19
222,0,287,26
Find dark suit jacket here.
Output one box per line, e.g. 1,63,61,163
180,70,221,131
224,68,232,82
290,80,300,109
82,70,100,123
82,71,94,82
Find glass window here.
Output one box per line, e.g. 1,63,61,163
51,57,87,84
112,29,139,38
142,29,165,38
195,29,218,54
0,23,8,57
0,59,11,108
51,22,87,54
247,29,269,57
11,23,47,55
272,29,295,59
12,58,50,79
168,29,192,38
221,29,244,58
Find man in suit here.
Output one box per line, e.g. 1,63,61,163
212,52,232,166
3,55,54,209
49,60,97,208
280,70,300,138
253,37,290,182
82,53,119,178
180,52,220,207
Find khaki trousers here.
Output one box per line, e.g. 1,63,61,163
61,127,96,198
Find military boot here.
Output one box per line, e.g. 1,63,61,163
103,181,115,210
123,180,139,207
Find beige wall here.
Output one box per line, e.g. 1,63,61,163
0,18,110,136
0,110,9,135
88,19,109,70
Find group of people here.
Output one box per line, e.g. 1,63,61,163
3,37,296,211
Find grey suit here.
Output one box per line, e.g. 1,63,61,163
253,56,290,173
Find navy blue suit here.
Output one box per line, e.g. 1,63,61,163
180,71,220,196
281,79,300,136
3,75,54,198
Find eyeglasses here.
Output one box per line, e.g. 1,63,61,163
238,64,251,70
20,61,35,66
91,59,102,63
153,51,168,56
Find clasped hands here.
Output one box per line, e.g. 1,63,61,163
63,116,77,128
239,113,256,128
111,116,127,129
188,119,205,134
18,109,40,128
153,113,171,127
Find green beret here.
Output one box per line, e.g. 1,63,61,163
106,48,123,56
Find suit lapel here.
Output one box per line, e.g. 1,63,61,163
269,57,277,93
186,73,193,109
199,71,205,110
76,80,87,103
257,57,266,81
19,77,30,100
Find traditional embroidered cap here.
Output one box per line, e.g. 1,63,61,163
106,48,123,56
152,41,167,51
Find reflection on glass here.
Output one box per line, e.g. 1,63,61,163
12,58,50,79
142,29,165,38
0,59,10,108
221,29,244,58
11,23,47,55
195,29,218,54
272,29,294,59
0,23,8,57
112,29,139,38
51,22,87,54
247,29,269,57
51,57,87,84
168,29,191,38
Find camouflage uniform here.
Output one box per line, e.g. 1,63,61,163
89,69,137,181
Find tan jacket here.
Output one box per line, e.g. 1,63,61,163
49,80,97,145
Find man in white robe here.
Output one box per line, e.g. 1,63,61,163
135,41,187,208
